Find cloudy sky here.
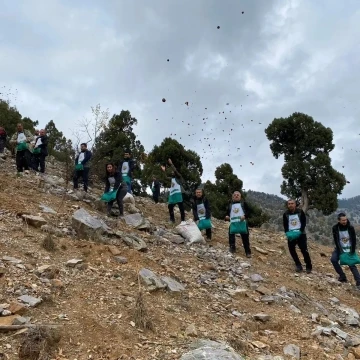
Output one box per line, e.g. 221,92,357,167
1,0,359,198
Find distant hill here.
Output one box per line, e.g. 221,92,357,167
246,190,360,246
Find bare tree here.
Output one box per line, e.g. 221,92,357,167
77,104,109,150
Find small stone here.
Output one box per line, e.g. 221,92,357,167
66,259,83,267
290,305,301,314
331,327,349,340
250,274,264,282
8,302,26,315
256,285,272,295
254,246,268,255
161,276,185,292
2,256,22,264
108,245,121,256
254,313,271,322
114,256,128,264
51,279,64,288
329,297,340,304
311,313,319,322
352,347,360,358
260,295,275,303
22,215,47,228
346,316,359,327
347,354,355,360
12,316,29,325
2,310,11,316
18,295,42,307
185,323,197,337
283,344,300,360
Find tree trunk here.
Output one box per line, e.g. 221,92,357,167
301,189,309,213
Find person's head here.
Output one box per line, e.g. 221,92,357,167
17,123,23,132
232,191,242,202
337,212,348,226
34,129,39,136
152,175,156,181
106,163,116,174
195,188,204,199
287,199,297,211
124,150,131,159
80,143,87,152
39,129,46,136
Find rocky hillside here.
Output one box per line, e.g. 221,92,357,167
1,152,360,360
246,190,360,246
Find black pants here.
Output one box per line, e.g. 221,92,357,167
0,138,5,153
288,234,312,269
32,153,46,173
107,187,127,215
16,150,29,172
168,202,185,222
229,230,251,254
73,167,90,192
153,192,159,204
205,228,212,240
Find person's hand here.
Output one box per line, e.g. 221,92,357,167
168,158,173,165
160,165,166,171
225,216,230,221
241,216,245,221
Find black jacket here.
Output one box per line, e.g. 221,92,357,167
118,158,135,178
104,171,127,193
151,180,161,194
332,221,356,254
192,196,211,220
75,150,92,167
226,200,249,219
34,135,48,156
0,129,6,140
283,209,306,233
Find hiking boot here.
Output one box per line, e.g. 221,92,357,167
246,253,252,258
295,265,303,272
306,267,312,274
229,246,236,254
338,276,348,283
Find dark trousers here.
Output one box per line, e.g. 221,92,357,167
331,249,360,285
205,228,212,240
288,234,312,269
107,187,127,216
126,181,132,194
0,138,5,153
73,167,90,192
32,153,46,173
153,192,159,204
16,150,29,172
229,230,251,254
168,202,185,222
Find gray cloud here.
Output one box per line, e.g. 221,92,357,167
1,0,359,198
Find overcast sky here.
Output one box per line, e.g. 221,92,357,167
1,0,359,198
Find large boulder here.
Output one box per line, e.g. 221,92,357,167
72,208,109,240
180,339,245,360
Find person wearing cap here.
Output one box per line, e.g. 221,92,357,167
192,187,212,240
331,212,360,290
118,150,135,194
73,143,92,192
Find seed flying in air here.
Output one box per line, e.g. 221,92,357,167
162,98,166,102
217,26,220,29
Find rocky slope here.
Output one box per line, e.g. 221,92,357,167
0,153,360,360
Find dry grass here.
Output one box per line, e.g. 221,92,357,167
42,235,56,252
18,327,61,360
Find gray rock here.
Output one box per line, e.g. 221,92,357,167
122,234,147,251
329,297,340,304
344,336,360,348
125,203,140,214
43,175,65,187
22,215,47,228
289,305,301,314
331,327,349,340
18,295,42,307
254,313,271,322
114,256,128,264
2,310,11,316
124,213,145,228
139,268,166,291
250,274,264,282
66,259,83,267
2,256,22,264
161,276,185,292
72,208,109,240
12,316,30,325
169,235,185,244
39,204,57,214
346,316,359,326
180,339,245,360
283,344,300,360
260,295,275,303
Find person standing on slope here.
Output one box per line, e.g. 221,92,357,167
73,143,92,192
151,175,161,203
331,213,360,290
192,188,212,241
10,123,33,175
0,127,7,154
283,199,312,273
161,158,186,225
32,129,48,173
118,150,135,194
225,191,251,257
103,163,128,217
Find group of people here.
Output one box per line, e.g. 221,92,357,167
3,123,49,174
2,123,359,290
